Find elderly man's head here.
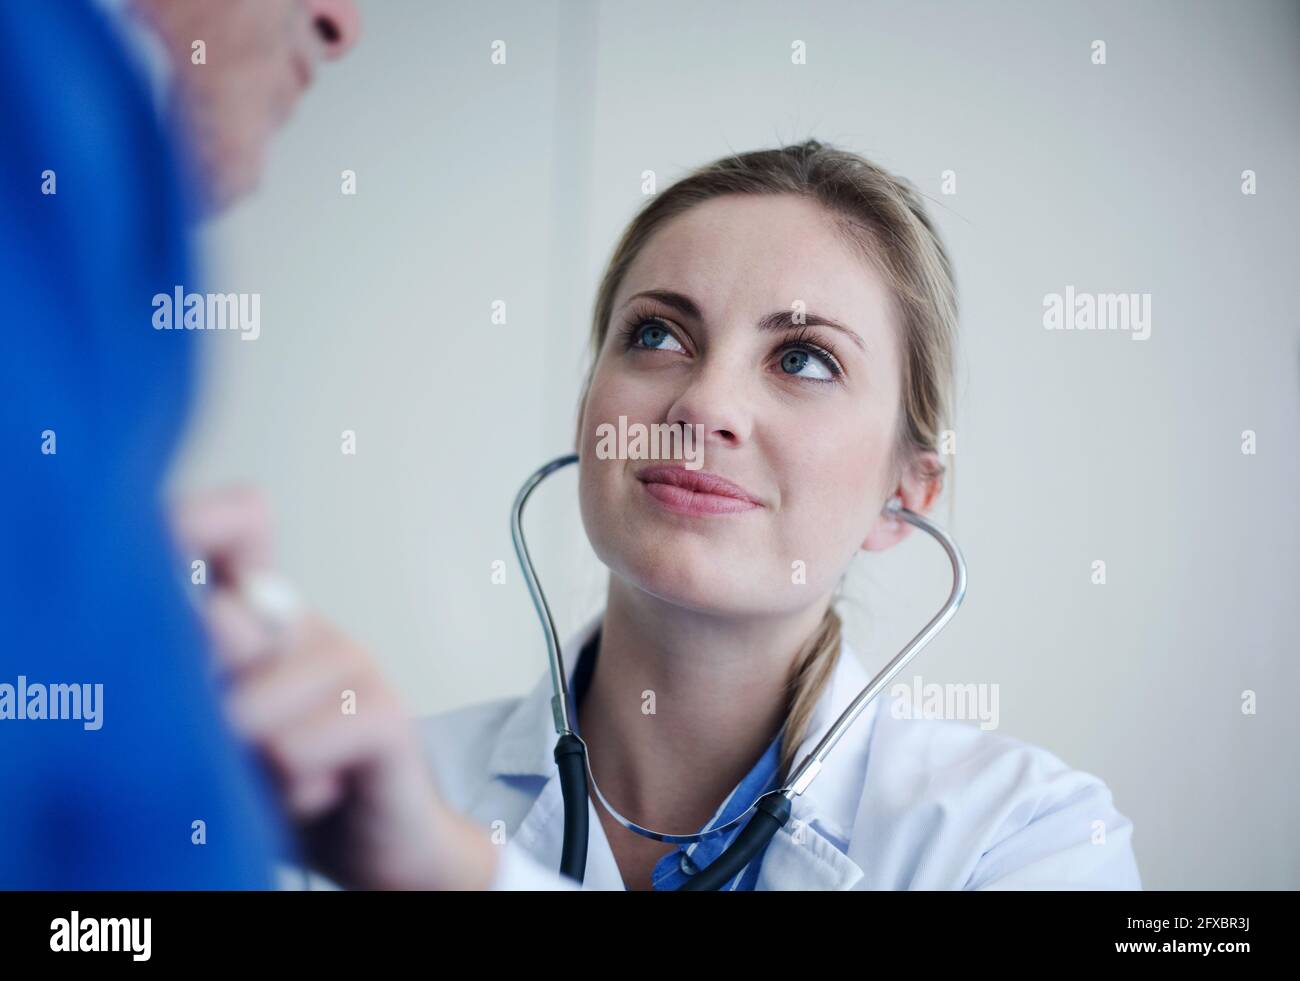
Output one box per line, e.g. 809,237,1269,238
131,0,361,214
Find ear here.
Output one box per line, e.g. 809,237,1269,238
861,449,944,552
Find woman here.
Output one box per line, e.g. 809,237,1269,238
191,140,1141,890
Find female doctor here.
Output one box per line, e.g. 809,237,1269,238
183,139,1142,891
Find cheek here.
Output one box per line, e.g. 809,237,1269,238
576,458,607,561
576,369,631,561
773,410,894,566
579,357,662,451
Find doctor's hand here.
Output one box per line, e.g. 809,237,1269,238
171,488,501,891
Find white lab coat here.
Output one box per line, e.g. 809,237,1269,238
419,612,1143,890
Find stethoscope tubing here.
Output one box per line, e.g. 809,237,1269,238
511,453,968,889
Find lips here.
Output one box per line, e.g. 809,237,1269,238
636,464,763,516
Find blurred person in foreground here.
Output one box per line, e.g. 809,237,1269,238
0,0,359,888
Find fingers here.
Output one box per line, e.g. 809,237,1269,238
224,617,354,736
175,489,443,870
171,486,275,587
202,588,281,676
174,487,293,681
263,692,407,818
239,570,305,629
285,770,346,819
219,613,418,822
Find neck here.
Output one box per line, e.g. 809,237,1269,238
576,574,832,834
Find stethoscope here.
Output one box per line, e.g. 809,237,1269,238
510,453,967,890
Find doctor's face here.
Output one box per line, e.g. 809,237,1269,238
577,193,906,618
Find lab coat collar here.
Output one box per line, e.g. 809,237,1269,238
488,610,877,890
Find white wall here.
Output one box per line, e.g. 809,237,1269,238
174,0,1300,889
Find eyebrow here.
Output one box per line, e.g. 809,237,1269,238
622,288,867,352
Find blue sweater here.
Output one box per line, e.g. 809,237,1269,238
0,0,289,888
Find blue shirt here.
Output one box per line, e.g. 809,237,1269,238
570,630,783,891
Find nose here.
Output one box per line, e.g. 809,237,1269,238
303,0,361,60
663,360,753,452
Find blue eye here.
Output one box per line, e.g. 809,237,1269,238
638,324,667,347
619,312,843,384
779,345,836,381
629,319,685,353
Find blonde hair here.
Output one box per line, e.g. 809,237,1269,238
576,139,958,781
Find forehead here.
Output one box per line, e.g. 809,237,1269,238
616,193,895,340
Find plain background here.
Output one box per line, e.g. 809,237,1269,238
172,0,1300,889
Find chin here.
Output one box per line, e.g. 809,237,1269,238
582,476,767,612
603,532,759,616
